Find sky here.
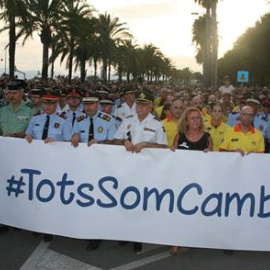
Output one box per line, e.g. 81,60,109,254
0,0,269,79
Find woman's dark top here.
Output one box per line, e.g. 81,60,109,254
177,132,210,151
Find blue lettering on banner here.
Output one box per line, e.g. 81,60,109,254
4,169,270,219
97,176,118,208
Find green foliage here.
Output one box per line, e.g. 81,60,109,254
218,13,270,86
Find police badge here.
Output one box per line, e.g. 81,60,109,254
98,126,103,133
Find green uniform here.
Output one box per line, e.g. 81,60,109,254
0,101,33,135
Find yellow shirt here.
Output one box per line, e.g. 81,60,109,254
219,123,265,153
154,97,162,108
162,117,178,147
201,111,211,127
205,120,229,151
155,105,163,119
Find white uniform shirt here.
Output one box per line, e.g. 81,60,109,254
114,113,168,145
113,102,136,121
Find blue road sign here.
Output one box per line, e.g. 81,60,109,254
237,71,249,83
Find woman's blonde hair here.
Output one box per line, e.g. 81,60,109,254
177,107,204,134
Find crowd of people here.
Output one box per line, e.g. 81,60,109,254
0,73,269,254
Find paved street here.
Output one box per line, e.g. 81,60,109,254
1,228,270,270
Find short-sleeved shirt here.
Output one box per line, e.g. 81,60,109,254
63,109,85,126
227,112,269,139
219,123,264,153
0,101,33,135
205,120,229,151
114,113,168,145
26,112,72,141
72,111,117,143
113,102,136,121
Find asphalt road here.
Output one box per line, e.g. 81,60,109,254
1,228,270,270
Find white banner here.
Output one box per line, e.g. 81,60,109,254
0,137,270,251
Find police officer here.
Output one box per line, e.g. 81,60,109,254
25,91,72,242
114,88,168,153
113,86,136,121
63,88,84,127
100,97,122,129
71,93,117,148
25,92,72,143
113,88,168,253
71,93,116,251
28,88,44,115
0,79,33,138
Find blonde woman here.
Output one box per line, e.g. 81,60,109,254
172,107,213,152
170,107,213,254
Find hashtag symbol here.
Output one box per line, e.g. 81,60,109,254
6,176,25,197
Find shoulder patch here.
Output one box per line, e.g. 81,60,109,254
98,112,112,122
58,112,67,119
76,115,85,122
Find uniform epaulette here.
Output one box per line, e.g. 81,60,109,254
231,111,239,115
125,115,133,119
113,116,122,122
153,116,161,122
58,112,67,119
262,115,268,122
76,115,85,122
98,112,111,122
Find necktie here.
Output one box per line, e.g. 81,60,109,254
88,117,94,141
72,112,76,127
42,115,50,140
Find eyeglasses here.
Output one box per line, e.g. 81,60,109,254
241,113,254,118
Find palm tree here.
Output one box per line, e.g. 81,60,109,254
194,0,218,87
72,16,96,83
95,12,132,83
114,39,139,83
192,15,208,84
59,0,94,83
0,0,28,79
17,0,65,80
140,44,163,83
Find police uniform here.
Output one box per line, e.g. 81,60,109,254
64,109,85,125
227,111,240,127
26,112,72,141
219,123,264,153
72,97,117,143
100,98,122,130
0,99,8,109
114,89,167,146
0,80,33,136
113,87,167,253
113,86,136,121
